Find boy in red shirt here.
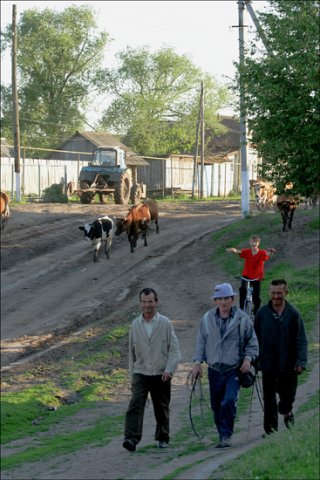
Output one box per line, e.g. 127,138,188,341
226,236,276,314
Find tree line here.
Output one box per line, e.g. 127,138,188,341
1,1,319,196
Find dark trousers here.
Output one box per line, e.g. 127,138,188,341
239,279,261,315
262,371,298,434
208,367,240,440
124,373,171,445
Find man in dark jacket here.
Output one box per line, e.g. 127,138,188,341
254,279,308,435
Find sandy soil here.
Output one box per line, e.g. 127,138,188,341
1,200,319,479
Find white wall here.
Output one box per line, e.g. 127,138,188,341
1,157,89,196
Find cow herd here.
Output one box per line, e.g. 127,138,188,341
250,179,318,232
78,198,160,262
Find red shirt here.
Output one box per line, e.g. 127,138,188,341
239,249,269,280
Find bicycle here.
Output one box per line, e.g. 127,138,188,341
235,275,259,321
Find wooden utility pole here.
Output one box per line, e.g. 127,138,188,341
192,87,202,198
12,4,21,202
200,81,205,199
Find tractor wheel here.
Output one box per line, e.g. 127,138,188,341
79,182,94,204
114,172,131,204
130,184,142,204
80,192,94,204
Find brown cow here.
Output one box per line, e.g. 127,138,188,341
250,179,276,211
276,194,299,232
115,203,152,253
138,199,159,233
0,191,10,230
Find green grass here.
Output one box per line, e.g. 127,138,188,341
211,411,319,480
1,414,124,470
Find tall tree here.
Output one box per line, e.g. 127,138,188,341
235,0,320,196
97,46,230,156
0,5,109,149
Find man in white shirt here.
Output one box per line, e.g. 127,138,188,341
123,288,181,452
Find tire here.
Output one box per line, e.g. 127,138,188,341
114,172,131,204
80,192,94,204
79,181,94,204
130,184,142,204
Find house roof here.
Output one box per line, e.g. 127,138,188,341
205,116,240,162
58,131,149,166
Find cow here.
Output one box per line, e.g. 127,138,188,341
250,179,277,211
138,198,159,234
79,215,114,262
0,191,10,230
115,203,151,253
276,194,299,232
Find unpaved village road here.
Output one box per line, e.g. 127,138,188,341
1,200,241,368
1,201,319,480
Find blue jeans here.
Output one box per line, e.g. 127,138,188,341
208,367,240,440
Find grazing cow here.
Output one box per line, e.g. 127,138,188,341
276,195,299,232
250,179,276,211
0,191,10,230
115,203,151,253
79,215,114,262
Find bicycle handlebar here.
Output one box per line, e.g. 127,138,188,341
235,275,260,282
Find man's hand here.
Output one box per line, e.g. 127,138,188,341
239,358,251,373
192,364,202,380
162,372,172,382
295,365,304,375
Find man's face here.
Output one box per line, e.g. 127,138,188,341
214,296,234,316
140,293,157,317
270,284,287,308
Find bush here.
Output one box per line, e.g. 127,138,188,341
42,184,68,203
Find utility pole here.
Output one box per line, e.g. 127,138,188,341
12,4,21,202
244,0,273,56
192,86,202,198
200,81,205,199
238,0,250,217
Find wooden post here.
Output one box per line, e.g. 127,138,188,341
200,81,205,199
12,4,21,201
192,85,202,198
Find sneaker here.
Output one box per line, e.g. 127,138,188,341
215,437,231,448
158,441,169,449
123,438,136,452
284,412,294,429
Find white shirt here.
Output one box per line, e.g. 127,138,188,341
142,313,157,339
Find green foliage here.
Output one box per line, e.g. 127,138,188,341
1,5,109,149
97,46,230,155
234,0,320,197
42,184,68,203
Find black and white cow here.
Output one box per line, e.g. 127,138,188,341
79,215,114,262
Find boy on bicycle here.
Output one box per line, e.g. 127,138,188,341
226,236,276,315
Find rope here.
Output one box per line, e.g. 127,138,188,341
187,371,212,439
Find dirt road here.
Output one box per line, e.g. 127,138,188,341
1,200,241,366
1,200,318,480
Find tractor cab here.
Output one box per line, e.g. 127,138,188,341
91,146,126,170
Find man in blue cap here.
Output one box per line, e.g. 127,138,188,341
192,283,259,447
